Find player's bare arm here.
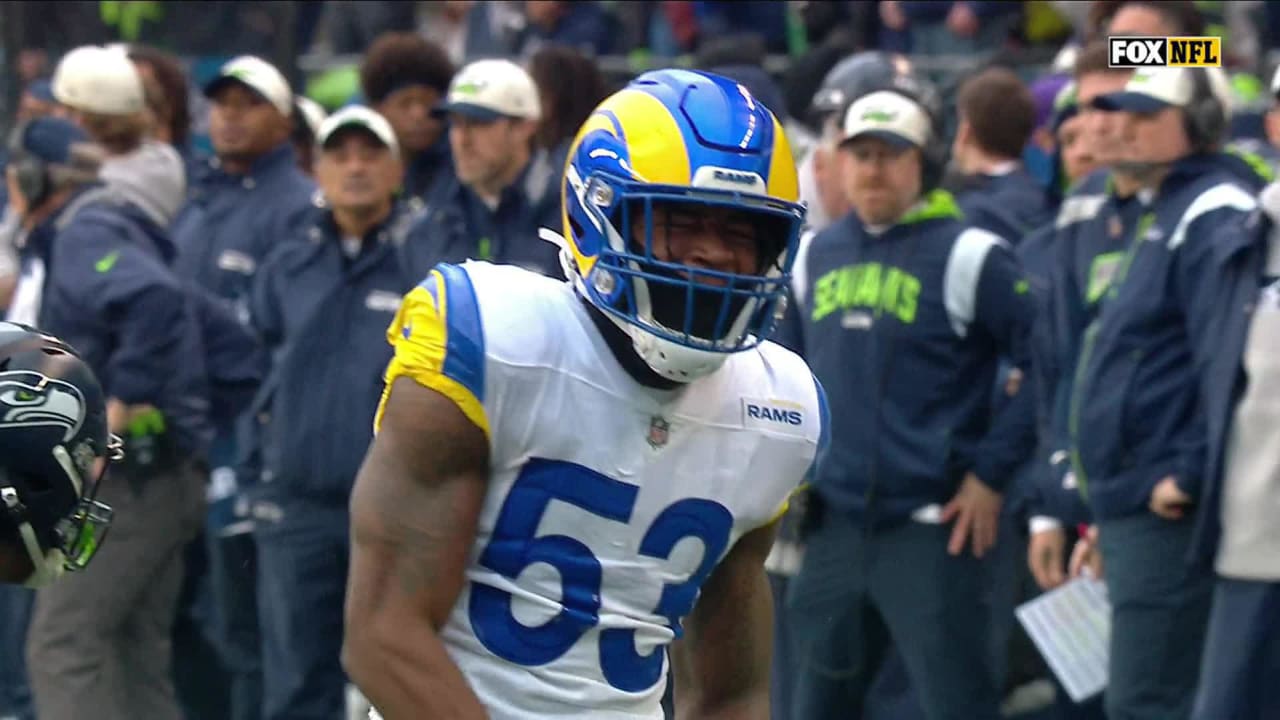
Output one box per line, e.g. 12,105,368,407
343,376,490,720
671,520,779,720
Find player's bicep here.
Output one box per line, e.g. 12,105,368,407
350,265,491,632
348,376,489,632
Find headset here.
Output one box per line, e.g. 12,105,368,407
880,74,949,192
5,121,51,210
835,71,949,193
1183,67,1228,153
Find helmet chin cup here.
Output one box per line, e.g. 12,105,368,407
626,321,728,382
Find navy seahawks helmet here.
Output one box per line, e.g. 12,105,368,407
0,323,119,586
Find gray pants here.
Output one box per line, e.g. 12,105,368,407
1097,513,1212,720
786,509,1000,720
26,461,205,720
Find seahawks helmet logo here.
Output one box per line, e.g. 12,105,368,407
0,371,86,442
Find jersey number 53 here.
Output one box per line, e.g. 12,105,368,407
468,457,733,693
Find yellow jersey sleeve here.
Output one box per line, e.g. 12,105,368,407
374,264,490,437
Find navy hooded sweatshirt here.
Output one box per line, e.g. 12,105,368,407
23,185,213,456
790,190,1037,526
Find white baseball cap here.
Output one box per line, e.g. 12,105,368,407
52,45,145,116
434,59,541,122
840,90,931,150
294,96,329,138
1092,66,1233,115
317,105,399,157
204,55,293,117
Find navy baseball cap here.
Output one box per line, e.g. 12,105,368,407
10,117,90,164
24,79,55,104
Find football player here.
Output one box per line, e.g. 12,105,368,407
344,69,827,719
0,322,118,587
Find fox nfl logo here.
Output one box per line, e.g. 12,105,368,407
1109,36,1221,68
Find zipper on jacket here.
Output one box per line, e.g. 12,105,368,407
1068,210,1153,502
863,224,927,526
1068,323,1098,502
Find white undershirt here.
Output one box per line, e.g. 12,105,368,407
986,160,1020,177
7,256,45,327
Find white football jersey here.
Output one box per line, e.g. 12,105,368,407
373,261,826,719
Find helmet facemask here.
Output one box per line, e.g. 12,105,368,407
571,170,802,380
0,434,119,587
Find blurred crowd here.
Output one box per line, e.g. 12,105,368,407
2,1,1280,720
4,1,1275,123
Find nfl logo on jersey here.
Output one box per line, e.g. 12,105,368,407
647,415,670,449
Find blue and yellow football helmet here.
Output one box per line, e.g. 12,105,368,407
557,68,806,381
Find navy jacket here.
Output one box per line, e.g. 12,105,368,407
693,1,787,52
1027,171,1141,525
402,136,455,205
172,143,318,317
1224,137,1280,184
1071,155,1258,522
1017,221,1054,419
1187,192,1275,570
790,190,1036,525
1032,150,1273,526
25,186,212,455
249,204,434,502
1011,220,1063,522
171,142,312,487
955,168,1055,246
520,0,615,55
411,154,564,280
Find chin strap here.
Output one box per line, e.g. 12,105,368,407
0,486,66,588
539,227,580,287
18,522,66,588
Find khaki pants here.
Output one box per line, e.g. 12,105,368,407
26,461,205,720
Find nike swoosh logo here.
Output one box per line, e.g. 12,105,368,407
95,251,120,273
